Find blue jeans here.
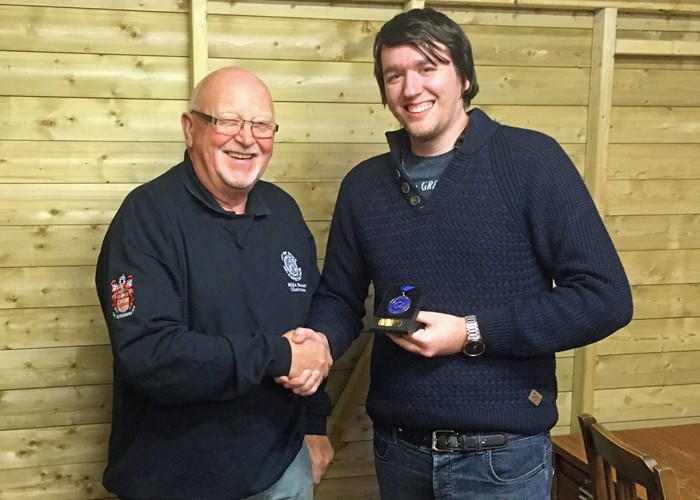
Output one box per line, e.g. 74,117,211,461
373,425,552,500
244,441,313,500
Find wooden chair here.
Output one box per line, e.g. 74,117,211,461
578,414,683,500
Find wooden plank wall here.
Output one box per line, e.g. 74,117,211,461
0,1,698,499
596,12,700,430
0,2,191,498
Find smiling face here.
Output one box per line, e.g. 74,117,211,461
381,44,470,156
182,67,275,210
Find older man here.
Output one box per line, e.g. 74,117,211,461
96,67,333,500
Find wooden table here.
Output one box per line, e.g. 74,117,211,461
551,423,700,500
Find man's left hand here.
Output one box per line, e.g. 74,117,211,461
387,311,467,357
305,435,334,484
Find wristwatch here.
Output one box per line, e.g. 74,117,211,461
462,315,485,357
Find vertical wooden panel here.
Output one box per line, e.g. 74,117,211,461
189,0,207,90
571,6,617,432
404,0,424,11
584,7,616,213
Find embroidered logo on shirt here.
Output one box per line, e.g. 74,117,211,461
281,251,306,292
110,274,135,319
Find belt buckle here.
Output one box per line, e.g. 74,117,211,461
431,430,460,453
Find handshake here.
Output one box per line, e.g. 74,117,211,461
276,328,333,396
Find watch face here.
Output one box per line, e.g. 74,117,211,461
463,340,485,357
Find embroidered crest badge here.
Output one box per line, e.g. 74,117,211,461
281,251,302,282
110,274,135,319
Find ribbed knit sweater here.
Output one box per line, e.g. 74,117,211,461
307,108,632,435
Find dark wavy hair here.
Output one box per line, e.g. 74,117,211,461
373,8,479,107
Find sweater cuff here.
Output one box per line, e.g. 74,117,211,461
474,308,515,355
265,336,292,378
304,412,328,435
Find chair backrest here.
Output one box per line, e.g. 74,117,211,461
578,414,683,500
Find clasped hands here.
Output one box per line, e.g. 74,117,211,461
276,328,332,396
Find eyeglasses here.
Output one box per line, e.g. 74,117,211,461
190,110,279,138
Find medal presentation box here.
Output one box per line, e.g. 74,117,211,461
370,285,424,335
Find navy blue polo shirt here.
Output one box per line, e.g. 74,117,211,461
96,156,327,499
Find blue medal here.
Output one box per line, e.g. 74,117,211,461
387,286,414,314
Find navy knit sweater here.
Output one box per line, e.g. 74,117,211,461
307,108,632,435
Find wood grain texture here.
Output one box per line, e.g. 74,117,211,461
327,340,372,447
620,249,700,285
0,0,184,12
606,215,700,251
1,97,588,144
0,5,188,56
323,439,375,480
478,105,588,143
430,0,700,14
0,225,107,268
0,345,112,390
0,423,110,470
0,460,112,500
188,0,208,89
0,184,136,226
607,179,700,216
315,473,379,500
614,55,700,70
324,369,353,407
209,15,592,67
1,97,400,143
442,7,593,29
596,351,700,389
610,107,700,144
0,306,108,350
209,59,592,105
0,141,183,184
0,51,189,100
617,11,700,32
617,38,700,56
208,15,379,63
594,383,700,422
584,7,616,212
0,97,185,142
0,266,99,310
631,284,700,319
208,58,380,103
608,144,700,180
208,1,400,21
0,141,386,183
599,318,700,355
598,415,700,431
613,68,700,106
0,384,112,431
208,2,593,28
472,66,591,105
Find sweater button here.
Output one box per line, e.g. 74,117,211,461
401,182,410,194
410,195,421,206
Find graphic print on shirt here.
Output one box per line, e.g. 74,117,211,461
281,251,306,292
110,273,135,318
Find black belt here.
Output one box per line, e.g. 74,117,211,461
393,426,521,453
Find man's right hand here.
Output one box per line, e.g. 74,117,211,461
277,328,332,396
